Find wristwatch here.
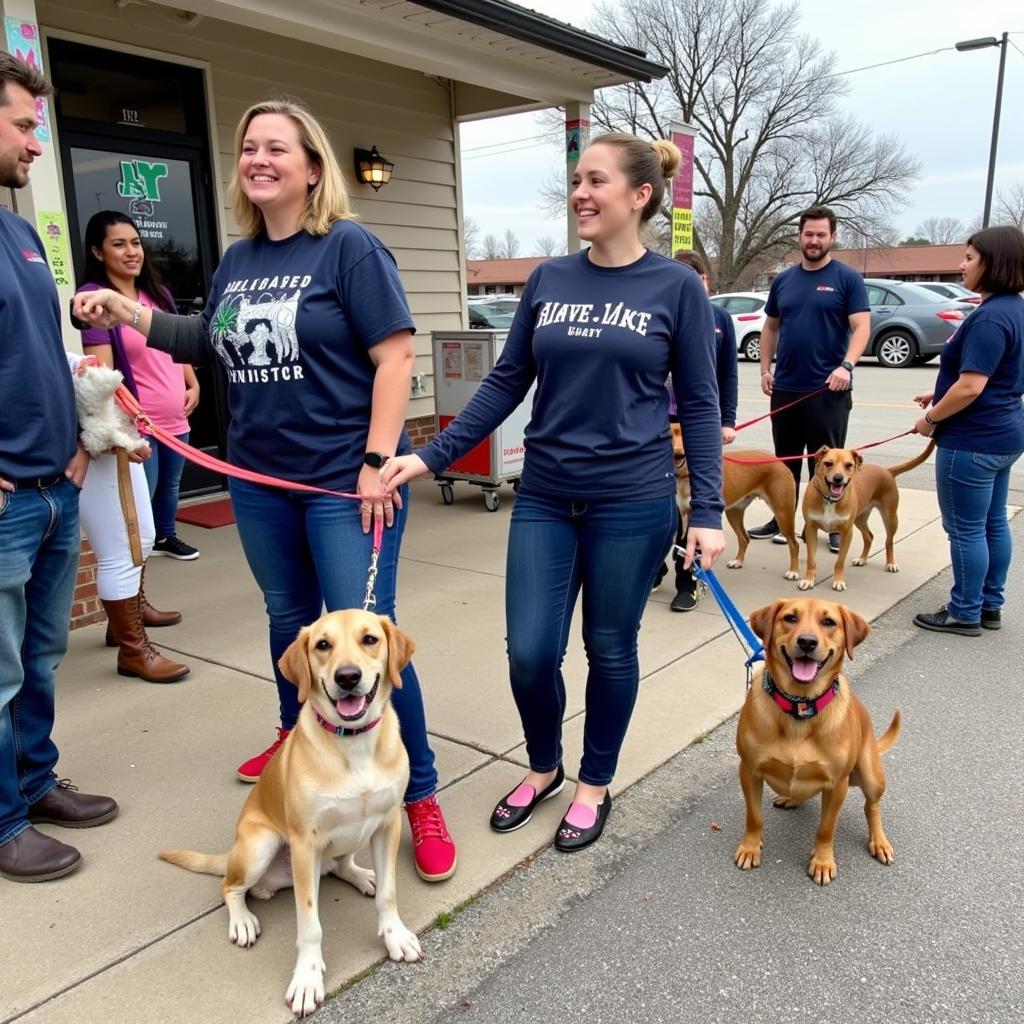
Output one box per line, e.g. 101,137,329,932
840,360,855,373
363,451,390,469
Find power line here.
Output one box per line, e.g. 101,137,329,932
1011,39,1024,60
824,45,955,79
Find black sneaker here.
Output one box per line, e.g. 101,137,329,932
981,608,1002,630
152,535,200,561
913,608,981,637
771,532,788,545
671,588,699,612
829,533,841,554
652,562,668,591
748,518,779,540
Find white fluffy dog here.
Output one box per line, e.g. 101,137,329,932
74,363,149,458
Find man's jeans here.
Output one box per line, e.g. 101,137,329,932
935,447,1023,622
0,478,80,844
505,492,677,786
228,478,437,803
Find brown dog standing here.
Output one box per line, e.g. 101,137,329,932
672,423,800,580
800,440,935,591
734,598,900,885
160,610,421,1018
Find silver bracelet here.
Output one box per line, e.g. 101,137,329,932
132,301,142,327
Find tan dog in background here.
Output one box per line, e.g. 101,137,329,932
160,610,421,1018
672,423,800,579
800,441,935,591
734,597,900,885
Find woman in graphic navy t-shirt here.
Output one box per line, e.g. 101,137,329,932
383,134,726,852
911,225,1024,636
73,99,456,883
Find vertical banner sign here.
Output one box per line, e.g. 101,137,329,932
670,125,697,255
4,19,50,142
565,118,589,164
36,211,72,286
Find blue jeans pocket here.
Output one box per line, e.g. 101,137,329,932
0,490,9,518
972,451,1021,473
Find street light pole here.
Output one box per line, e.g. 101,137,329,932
955,32,1009,228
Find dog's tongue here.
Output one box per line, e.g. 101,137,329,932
792,657,819,683
336,694,367,719
829,483,844,498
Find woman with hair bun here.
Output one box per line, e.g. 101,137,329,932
383,132,725,851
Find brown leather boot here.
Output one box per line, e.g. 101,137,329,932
0,826,81,882
105,563,182,646
102,594,190,683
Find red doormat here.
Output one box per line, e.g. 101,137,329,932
176,497,235,529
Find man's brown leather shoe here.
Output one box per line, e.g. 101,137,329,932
28,780,118,828
0,827,81,882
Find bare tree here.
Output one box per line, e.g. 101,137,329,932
501,229,521,259
995,184,1024,229
481,233,504,260
915,216,966,245
534,235,566,256
540,0,919,291
463,215,482,259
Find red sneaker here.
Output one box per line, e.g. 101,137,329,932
236,728,290,782
405,795,457,882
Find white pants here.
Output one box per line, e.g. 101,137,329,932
78,454,155,600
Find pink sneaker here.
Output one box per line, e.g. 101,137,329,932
236,728,290,782
405,795,457,882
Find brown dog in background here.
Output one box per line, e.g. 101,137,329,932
800,441,935,591
672,423,800,580
734,597,901,885
160,610,422,1018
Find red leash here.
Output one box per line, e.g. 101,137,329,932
115,385,385,605
733,386,827,431
724,429,917,465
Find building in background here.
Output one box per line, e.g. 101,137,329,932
466,256,550,295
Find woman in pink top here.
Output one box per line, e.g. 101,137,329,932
80,212,201,561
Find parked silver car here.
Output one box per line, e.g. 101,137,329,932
864,279,974,368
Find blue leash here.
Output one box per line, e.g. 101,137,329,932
683,553,764,683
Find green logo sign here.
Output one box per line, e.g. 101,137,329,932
117,160,169,202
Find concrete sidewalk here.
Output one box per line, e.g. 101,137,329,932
1,478,956,1024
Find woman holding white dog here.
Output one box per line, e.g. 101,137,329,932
74,99,456,883
383,133,725,851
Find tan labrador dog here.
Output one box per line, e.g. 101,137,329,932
800,440,935,591
672,422,800,579
734,598,901,885
160,610,421,1018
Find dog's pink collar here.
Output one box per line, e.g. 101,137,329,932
313,708,381,737
763,670,839,720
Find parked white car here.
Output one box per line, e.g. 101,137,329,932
709,291,769,361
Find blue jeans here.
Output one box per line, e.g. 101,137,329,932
935,446,1022,622
228,478,437,803
143,432,188,540
505,492,677,786
0,478,80,844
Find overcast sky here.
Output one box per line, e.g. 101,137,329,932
461,0,1024,254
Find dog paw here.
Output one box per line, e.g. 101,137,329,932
886,563,900,573
334,861,376,897
831,580,847,592
285,958,326,1018
726,559,743,569
852,558,866,567
784,570,799,581
734,840,762,871
868,836,895,865
228,909,261,947
797,579,815,591
380,921,423,962
772,795,803,810
250,885,275,901
808,853,837,886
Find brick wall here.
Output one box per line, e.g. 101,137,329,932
406,414,436,448
71,538,105,630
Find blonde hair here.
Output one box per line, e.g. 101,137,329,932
588,132,681,222
229,98,352,238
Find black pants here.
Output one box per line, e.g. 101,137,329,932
655,516,695,593
770,387,853,493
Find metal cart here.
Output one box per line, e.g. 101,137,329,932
430,330,535,511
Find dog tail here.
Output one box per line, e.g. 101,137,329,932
158,849,229,876
885,440,935,478
876,709,901,754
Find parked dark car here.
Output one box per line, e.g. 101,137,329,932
468,302,515,329
863,279,974,368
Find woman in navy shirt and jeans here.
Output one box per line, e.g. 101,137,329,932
912,225,1024,636
384,133,725,851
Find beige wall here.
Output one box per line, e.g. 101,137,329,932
39,0,465,413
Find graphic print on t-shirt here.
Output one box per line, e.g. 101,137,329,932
210,275,311,382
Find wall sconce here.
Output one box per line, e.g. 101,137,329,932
353,146,394,191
